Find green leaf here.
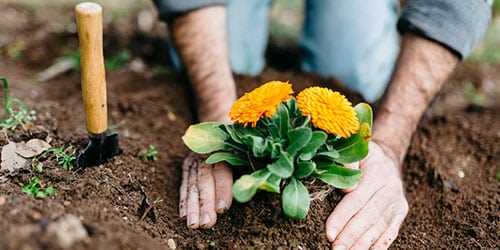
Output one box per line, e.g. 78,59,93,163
299,131,327,161
354,103,373,127
316,150,340,159
242,135,268,157
267,142,282,159
317,164,361,189
224,124,243,144
334,132,369,164
252,169,281,193
182,122,228,154
282,178,310,220
267,152,294,178
287,127,312,155
232,175,259,203
206,152,248,166
294,161,316,179
277,104,290,138
286,98,298,117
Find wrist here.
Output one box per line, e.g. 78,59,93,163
372,109,414,165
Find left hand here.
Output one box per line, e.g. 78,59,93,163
326,141,409,250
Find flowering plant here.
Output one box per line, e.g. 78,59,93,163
182,81,372,219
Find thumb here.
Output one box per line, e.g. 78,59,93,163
342,162,360,193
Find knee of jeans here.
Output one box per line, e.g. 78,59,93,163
229,47,266,76
302,36,399,102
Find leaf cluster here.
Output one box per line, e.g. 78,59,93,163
183,99,373,219
0,78,36,130
139,144,158,161
45,146,76,170
22,177,56,199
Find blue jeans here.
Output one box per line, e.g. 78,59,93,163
172,0,400,102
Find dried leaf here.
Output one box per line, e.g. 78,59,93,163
15,139,51,158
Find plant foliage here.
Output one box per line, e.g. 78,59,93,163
139,144,159,161
183,87,372,219
45,146,76,170
22,177,56,198
0,77,36,130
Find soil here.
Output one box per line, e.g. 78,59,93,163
0,3,499,250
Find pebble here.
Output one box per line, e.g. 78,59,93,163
167,111,177,122
167,238,176,250
47,214,88,248
458,170,465,178
0,196,5,206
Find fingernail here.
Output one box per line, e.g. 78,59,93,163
200,214,211,227
216,200,227,213
333,245,346,250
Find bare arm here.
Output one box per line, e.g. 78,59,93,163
170,6,235,229
373,33,459,163
327,33,460,248
170,6,236,122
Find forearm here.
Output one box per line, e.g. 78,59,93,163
170,6,236,122
373,34,459,164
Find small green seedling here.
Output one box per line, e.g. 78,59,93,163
0,77,36,130
22,177,56,198
463,81,486,107
139,145,158,161
45,146,76,170
105,50,130,71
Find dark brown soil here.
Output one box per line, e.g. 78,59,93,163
0,3,499,249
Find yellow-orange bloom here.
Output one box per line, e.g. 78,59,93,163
230,81,293,127
297,87,359,138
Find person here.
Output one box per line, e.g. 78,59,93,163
153,0,492,248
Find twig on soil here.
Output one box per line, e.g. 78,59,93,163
309,179,334,202
137,185,160,222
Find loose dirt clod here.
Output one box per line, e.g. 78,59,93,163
47,214,88,248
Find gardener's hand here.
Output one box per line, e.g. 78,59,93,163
179,153,233,229
326,141,408,249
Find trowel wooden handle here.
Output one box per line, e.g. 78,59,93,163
75,2,108,135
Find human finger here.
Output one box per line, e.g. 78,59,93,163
332,190,392,248
179,155,193,218
186,161,200,229
197,163,217,228
213,163,233,213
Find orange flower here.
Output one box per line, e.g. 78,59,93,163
297,87,359,138
230,81,293,127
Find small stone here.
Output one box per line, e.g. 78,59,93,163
1,142,29,172
129,58,146,73
30,211,42,220
457,170,465,178
47,214,88,248
167,238,176,250
167,111,177,121
0,196,6,206
63,201,71,206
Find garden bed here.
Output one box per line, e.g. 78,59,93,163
0,3,499,249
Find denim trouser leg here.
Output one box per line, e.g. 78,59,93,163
226,0,272,75
300,0,400,102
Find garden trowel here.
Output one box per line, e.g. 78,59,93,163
75,2,120,168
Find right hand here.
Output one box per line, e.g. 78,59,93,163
179,153,233,229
